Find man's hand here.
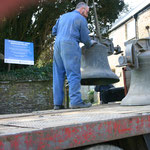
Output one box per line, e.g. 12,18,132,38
91,40,97,46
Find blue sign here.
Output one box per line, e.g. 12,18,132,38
4,39,34,65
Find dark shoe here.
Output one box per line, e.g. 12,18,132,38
70,102,92,109
54,105,65,110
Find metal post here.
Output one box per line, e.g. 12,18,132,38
93,0,102,42
85,0,89,5
64,79,69,109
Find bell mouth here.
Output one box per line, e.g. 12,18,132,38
81,78,120,85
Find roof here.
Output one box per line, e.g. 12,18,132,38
109,0,150,32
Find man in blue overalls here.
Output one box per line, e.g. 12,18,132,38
52,2,96,110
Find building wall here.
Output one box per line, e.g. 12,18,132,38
108,7,150,87
109,25,126,87
137,9,150,38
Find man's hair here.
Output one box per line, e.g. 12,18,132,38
76,2,88,9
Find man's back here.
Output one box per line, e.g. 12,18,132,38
52,10,89,43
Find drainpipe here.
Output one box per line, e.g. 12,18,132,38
134,14,138,40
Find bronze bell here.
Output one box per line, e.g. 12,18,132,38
120,38,150,105
81,43,119,85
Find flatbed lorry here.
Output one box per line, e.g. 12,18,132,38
0,103,150,150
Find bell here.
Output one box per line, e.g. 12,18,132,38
121,38,150,105
121,51,150,105
81,43,119,85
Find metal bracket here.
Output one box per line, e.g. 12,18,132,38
125,43,139,69
118,43,139,69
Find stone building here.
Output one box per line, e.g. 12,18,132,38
108,0,150,87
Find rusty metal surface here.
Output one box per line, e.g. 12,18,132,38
0,103,150,149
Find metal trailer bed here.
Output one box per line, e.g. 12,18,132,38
0,103,150,150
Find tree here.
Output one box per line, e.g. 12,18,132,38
0,0,126,71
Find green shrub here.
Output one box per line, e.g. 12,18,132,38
0,63,52,81
83,90,95,103
88,90,94,103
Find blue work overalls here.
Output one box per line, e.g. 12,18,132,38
52,10,92,106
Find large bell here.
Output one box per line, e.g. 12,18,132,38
121,51,150,105
81,43,119,85
121,38,150,105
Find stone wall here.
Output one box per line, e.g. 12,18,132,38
0,80,53,114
